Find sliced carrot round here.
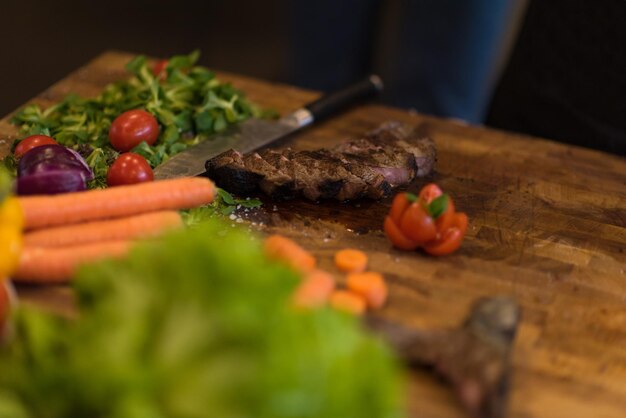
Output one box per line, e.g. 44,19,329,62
264,234,316,273
346,271,388,309
334,248,368,274
292,269,335,309
329,290,367,316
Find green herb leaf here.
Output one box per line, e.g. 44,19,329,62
0,167,13,204
167,50,200,71
1,155,17,177
428,194,449,218
238,198,262,208
217,188,236,205
405,192,418,203
125,55,147,74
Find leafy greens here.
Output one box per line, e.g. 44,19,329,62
8,51,267,188
181,188,263,227
0,221,404,418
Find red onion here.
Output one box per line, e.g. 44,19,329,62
17,145,94,195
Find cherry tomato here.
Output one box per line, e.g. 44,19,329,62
423,213,468,256
418,183,443,204
399,204,437,244
435,198,455,235
109,109,159,152
452,212,469,235
384,216,419,250
14,135,57,158
152,59,168,81
106,153,154,187
389,193,410,224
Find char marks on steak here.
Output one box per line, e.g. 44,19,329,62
205,121,436,201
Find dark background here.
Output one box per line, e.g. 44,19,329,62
2,0,625,155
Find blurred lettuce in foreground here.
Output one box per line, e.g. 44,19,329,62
0,220,405,418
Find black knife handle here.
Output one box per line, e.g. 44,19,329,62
304,75,384,122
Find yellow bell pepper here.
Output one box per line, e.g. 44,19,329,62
0,197,24,277
0,226,22,277
0,197,23,229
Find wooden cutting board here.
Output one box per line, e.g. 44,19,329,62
1,51,625,418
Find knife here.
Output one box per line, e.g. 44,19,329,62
153,75,384,179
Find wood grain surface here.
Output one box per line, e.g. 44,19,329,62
1,51,625,418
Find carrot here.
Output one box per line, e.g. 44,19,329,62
23,211,182,248
292,269,335,308
19,177,215,230
346,271,388,309
329,290,367,315
13,241,132,283
264,234,316,273
334,248,368,273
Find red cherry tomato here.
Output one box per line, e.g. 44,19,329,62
435,197,455,235
423,213,468,256
383,216,419,250
385,185,469,256
152,59,168,81
423,227,464,256
106,153,154,187
399,204,437,244
109,109,159,152
14,135,57,158
418,183,443,204
389,193,411,224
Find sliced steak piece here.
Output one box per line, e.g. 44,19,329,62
243,152,295,199
256,149,299,200
313,150,377,200
204,150,261,195
294,150,368,201
333,138,417,186
319,149,392,199
282,150,346,201
367,121,437,177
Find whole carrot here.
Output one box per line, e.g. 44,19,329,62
14,241,132,283
24,211,182,248
19,177,215,230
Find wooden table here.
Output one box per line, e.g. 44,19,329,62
1,51,625,418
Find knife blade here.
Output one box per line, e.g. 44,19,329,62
153,75,383,180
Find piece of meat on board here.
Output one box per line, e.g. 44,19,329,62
205,121,436,201
366,296,521,418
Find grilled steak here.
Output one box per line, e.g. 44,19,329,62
366,121,437,177
205,121,436,201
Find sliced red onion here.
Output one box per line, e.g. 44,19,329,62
65,147,93,177
17,170,87,196
17,145,94,195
